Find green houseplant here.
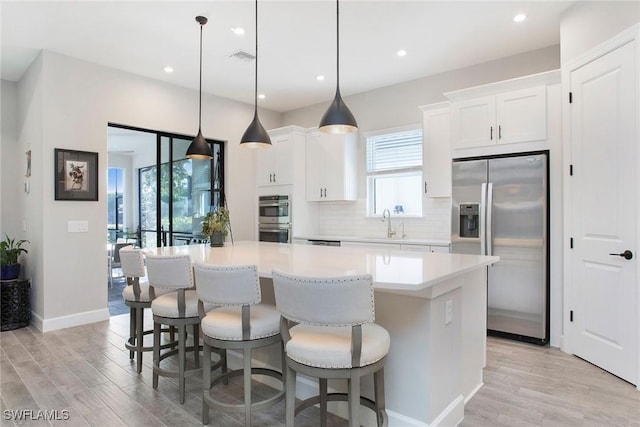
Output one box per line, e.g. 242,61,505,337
201,207,230,247
1,234,29,280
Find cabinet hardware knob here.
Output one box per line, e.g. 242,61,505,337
609,250,633,260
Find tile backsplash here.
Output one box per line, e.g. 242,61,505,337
316,198,452,241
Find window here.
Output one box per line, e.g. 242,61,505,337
366,126,423,216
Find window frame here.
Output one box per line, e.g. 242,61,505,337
365,124,423,218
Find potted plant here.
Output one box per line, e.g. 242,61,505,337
201,207,230,247
0,234,29,280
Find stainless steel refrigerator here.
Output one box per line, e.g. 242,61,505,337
451,151,549,345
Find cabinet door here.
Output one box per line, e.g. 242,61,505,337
430,245,450,253
423,106,451,197
341,241,402,250
305,131,357,201
271,134,293,185
305,132,323,201
321,134,347,201
496,86,546,144
401,244,432,252
256,148,274,187
256,134,293,187
451,96,495,149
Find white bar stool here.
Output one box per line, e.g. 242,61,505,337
272,270,390,427
193,263,285,427
146,253,213,404
119,246,175,373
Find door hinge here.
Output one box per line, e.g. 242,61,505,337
570,310,574,322
569,164,574,176
569,92,573,103
570,237,574,249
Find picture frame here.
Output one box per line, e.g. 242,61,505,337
54,148,99,201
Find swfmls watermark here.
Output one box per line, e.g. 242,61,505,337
3,409,70,421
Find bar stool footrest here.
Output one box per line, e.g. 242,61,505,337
204,367,285,413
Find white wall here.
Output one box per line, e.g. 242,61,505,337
283,46,560,241
1,81,22,238
9,50,281,331
560,1,640,63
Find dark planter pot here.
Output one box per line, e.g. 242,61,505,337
0,264,21,281
210,232,225,247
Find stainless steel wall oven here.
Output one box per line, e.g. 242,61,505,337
258,195,291,243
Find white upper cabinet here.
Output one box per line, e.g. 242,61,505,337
451,86,546,149
256,127,302,187
446,70,559,153
419,102,451,198
306,130,357,202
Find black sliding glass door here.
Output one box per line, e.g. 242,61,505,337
108,123,224,249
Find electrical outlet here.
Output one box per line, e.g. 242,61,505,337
445,299,453,325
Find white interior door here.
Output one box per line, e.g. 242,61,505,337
570,40,637,384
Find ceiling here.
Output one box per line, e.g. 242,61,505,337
1,1,574,113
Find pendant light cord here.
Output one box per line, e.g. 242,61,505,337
198,21,203,131
336,0,340,93
254,0,259,115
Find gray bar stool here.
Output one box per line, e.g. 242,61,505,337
119,246,176,373
146,253,215,404
193,263,285,427
272,270,390,427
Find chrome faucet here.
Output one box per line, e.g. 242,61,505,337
382,209,396,238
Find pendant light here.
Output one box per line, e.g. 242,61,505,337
240,0,272,149
186,16,214,159
318,0,357,134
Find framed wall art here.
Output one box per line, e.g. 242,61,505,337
54,148,99,201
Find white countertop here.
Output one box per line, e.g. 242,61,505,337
144,241,497,298
293,234,451,246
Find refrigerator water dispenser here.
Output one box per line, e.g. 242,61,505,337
459,204,479,238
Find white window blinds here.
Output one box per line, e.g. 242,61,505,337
366,128,423,173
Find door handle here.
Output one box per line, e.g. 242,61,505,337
609,250,633,260
273,173,276,182
490,126,493,141
269,173,273,183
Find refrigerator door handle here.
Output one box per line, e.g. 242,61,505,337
487,183,494,257
480,183,487,256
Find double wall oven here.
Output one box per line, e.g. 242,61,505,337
258,195,291,243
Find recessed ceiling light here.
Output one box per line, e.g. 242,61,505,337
231,27,245,35
258,93,266,100
163,66,174,73
397,49,407,57
513,13,526,23
315,75,325,81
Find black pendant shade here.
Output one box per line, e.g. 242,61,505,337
186,16,214,159
186,129,212,159
319,88,357,134
241,113,271,149
319,0,358,134
240,0,271,149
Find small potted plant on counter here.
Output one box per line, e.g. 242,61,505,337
201,207,230,247
1,234,29,280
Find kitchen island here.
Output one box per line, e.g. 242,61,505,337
145,241,498,426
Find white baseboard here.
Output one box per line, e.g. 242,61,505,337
464,382,484,404
430,395,464,427
31,308,110,332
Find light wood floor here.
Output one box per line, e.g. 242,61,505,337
1,313,639,426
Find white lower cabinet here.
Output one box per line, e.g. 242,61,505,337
429,245,450,253
340,241,402,250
